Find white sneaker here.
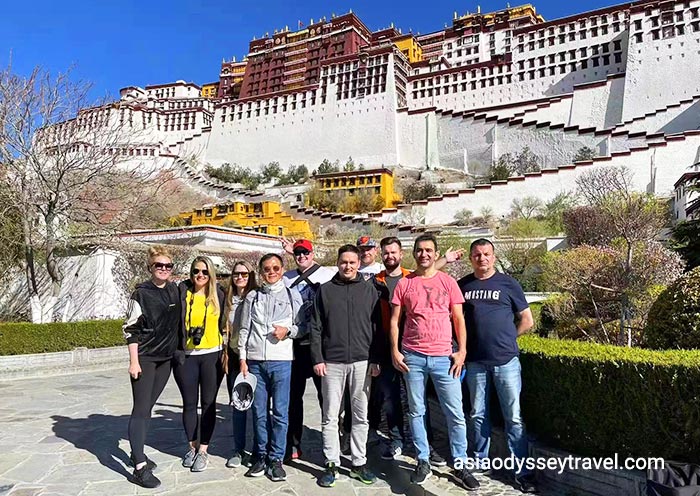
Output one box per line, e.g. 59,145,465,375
381,441,403,460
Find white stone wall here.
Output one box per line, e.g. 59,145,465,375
569,75,625,128
622,0,700,120
381,133,700,223
614,96,700,135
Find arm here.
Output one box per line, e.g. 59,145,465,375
123,294,143,379
435,247,465,271
389,304,409,373
368,291,383,376
309,290,326,376
274,288,303,339
516,308,534,336
281,236,296,255
238,293,253,376
450,304,467,378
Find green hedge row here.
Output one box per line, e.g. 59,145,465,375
0,320,124,356
519,334,700,462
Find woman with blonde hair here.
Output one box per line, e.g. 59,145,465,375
224,260,258,468
173,255,226,472
123,245,181,489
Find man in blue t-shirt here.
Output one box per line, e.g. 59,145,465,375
457,238,537,494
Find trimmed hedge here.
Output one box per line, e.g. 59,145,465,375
0,320,124,356
519,334,700,462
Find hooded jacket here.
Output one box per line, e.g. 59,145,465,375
238,280,303,361
123,280,181,361
310,272,382,365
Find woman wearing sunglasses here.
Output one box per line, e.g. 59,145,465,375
238,253,302,482
223,260,258,468
173,256,226,472
123,246,181,489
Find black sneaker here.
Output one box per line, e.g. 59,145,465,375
429,447,447,467
318,462,338,488
455,467,480,491
245,458,266,477
267,460,287,482
411,460,432,485
515,473,539,493
132,465,161,488
350,464,377,484
130,453,157,471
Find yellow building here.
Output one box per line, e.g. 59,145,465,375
201,82,219,99
312,168,401,210
177,201,313,239
393,35,423,63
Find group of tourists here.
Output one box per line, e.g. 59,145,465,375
123,234,538,494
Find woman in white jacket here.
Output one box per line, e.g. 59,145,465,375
238,253,302,483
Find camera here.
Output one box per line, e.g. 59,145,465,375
189,326,205,346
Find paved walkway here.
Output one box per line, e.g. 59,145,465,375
0,367,559,496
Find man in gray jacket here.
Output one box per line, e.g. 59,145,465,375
311,244,382,488
239,254,302,482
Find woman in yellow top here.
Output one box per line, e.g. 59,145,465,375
173,256,226,473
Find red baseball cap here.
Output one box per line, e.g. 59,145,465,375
293,239,313,252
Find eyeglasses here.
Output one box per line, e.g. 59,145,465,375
152,262,174,270
191,268,209,276
233,272,249,279
293,249,311,257
263,266,282,274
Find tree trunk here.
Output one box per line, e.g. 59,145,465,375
618,242,634,347
43,214,62,322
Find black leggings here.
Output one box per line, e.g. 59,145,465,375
129,358,172,465
173,352,224,445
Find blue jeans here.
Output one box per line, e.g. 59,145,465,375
403,350,468,464
376,364,404,442
466,356,529,475
248,360,292,462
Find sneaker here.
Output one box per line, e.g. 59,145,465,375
350,464,377,484
515,473,539,493
182,448,197,468
381,441,403,460
267,460,287,482
411,460,432,485
191,451,209,472
132,465,161,488
291,446,302,460
226,451,242,468
318,462,339,488
367,429,385,446
130,453,157,470
245,458,266,477
471,459,492,476
455,467,480,491
340,432,351,456
429,447,447,467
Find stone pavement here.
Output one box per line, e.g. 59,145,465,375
0,367,564,496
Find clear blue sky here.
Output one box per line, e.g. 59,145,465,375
1,0,616,101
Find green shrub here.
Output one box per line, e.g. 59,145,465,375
645,266,700,350
0,320,124,355
519,334,700,461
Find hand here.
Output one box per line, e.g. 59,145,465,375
391,350,409,373
313,363,327,377
128,361,142,380
369,363,381,377
281,237,296,255
271,325,288,341
240,359,249,378
449,350,466,378
444,247,465,263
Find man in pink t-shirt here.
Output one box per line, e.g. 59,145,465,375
390,234,479,491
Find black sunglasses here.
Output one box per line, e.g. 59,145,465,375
191,268,209,276
152,262,174,270
293,249,311,256
232,271,250,278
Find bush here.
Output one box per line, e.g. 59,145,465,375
519,334,700,461
402,181,439,203
0,320,124,355
645,267,700,350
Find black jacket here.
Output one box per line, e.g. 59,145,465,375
178,280,227,352
123,280,181,361
310,272,382,365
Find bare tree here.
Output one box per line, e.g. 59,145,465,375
0,63,172,322
510,195,544,220
575,166,670,345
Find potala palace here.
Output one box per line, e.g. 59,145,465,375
57,0,700,223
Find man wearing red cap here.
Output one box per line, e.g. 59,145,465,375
282,239,337,460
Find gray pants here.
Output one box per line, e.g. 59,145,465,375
321,361,371,466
